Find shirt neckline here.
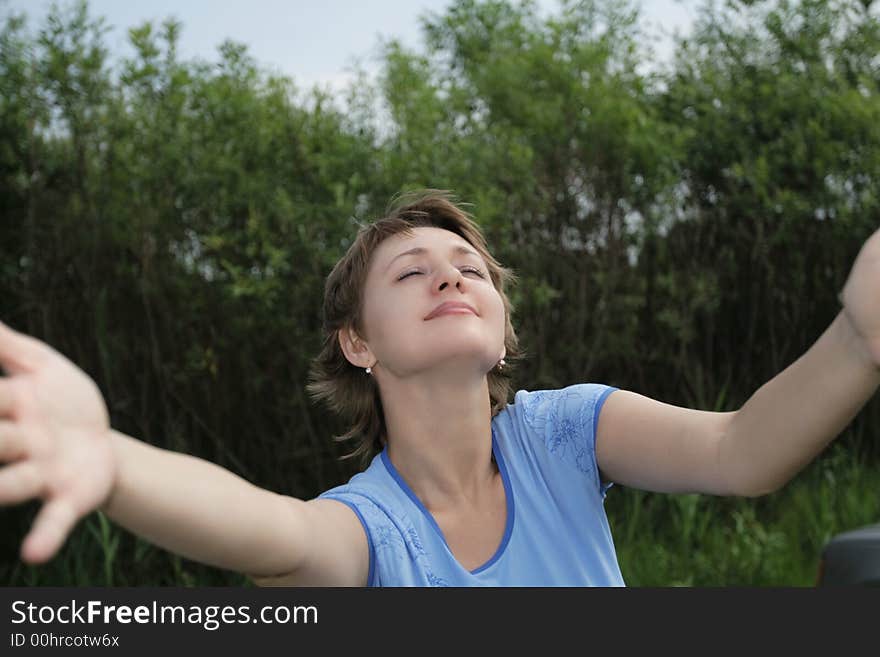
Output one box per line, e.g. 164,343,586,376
380,426,515,575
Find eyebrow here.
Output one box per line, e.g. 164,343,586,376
384,245,483,274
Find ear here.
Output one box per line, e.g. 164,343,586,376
338,325,375,369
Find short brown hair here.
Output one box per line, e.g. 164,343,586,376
306,189,524,467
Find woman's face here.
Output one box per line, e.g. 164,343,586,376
355,227,507,379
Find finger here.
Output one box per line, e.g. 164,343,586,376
20,497,79,565
0,321,49,375
0,460,44,506
0,420,27,461
0,379,14,416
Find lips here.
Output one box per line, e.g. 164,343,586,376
424,301,478,320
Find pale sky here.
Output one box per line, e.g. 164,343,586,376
4,0,699,95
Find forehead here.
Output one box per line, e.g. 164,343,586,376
374,227,477,263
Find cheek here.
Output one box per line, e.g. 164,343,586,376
359,290,385,342
363,289,409,343
485,290,507,332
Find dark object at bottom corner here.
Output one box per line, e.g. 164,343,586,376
817,522,880,586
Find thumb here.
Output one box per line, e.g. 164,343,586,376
20,498,79,565
0,321,48,375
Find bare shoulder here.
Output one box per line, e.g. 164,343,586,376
595,389,737,495
251,497,369,587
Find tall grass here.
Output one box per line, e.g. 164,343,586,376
608,440,880,586
2,509,251,587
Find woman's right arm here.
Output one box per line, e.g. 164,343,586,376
102,430,369,586
0,321,368,586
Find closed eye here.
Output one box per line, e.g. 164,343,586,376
397,266,486,281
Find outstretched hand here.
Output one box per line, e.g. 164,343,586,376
0,322,116,564
841,227,880,369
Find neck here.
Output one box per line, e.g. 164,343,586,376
380,372,497,513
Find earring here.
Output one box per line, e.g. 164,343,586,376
365,366,372,375
497,359,506,371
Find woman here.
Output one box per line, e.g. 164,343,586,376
1,190,878,586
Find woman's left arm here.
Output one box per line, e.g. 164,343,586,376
719,228,880,496
596,228,880,497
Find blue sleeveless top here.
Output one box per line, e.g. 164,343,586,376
318,383,625,586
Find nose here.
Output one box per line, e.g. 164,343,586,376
436,263,464,292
